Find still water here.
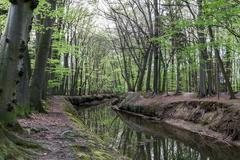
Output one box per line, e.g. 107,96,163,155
78,105,240,160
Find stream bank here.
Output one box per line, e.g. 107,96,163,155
66,94,122,108
117,92,240,145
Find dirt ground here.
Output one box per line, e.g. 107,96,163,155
141,92,240,105
18,97,80,159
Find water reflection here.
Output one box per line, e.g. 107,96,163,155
78,105,239,160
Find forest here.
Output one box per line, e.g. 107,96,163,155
0,0,240,159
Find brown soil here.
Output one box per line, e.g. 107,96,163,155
118,92,240,143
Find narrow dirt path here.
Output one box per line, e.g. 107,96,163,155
18,96,85,160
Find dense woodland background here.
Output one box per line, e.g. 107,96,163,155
0,0,239,123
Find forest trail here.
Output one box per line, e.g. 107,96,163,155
18,96,84,160
19,97,77,160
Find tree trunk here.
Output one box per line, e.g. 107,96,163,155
16,48,31,115
153,0,159,95
30,0,56,112
42,44,52,99
0,1,36,124
176,54,181,94
146,48,153,92
158,49,162,93
197,0,207,98
162,65,168,92
137,47,150,92
208,27,235,99
224,45,232,91
207,50,214,95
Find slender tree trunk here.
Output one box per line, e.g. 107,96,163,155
63,53,69,95
146,48,153,92
158,50,162,93
188,63,192,92
207,49,214,95
225,45,232,91
176,54,181,94
30,0,56,112
171,57,175,91
153,0,160,95
162,65,168,92
137,47,150,92
208,27,235,99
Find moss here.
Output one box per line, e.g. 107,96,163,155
0,110,16,124
16,105,31,118
42,100,50,111
6,123,24,133
72,144,116,160
75,152,91,160
72,144,93,159
93,150,114,160
65,109,104,144
0,125,44,160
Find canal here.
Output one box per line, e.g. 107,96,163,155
78,104,240,160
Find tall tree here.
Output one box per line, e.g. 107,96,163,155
30,0,56,112
208,27,236,99
153,0,160,95
0,0,38,124
197,0,207,97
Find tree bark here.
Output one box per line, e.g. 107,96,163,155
197,0,207,98
176,54,181,94
146,48,153,92
16,48,31,115
0,0,36,124
153,0,160,95
30,0,56,112
136,47,150,92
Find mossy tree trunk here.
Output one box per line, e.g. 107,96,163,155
16,48,32,116
30,0,56,112
0,0,37,124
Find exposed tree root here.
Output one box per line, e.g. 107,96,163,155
0,124,45,160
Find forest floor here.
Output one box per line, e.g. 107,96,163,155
17,96,125,160
141,92,240,105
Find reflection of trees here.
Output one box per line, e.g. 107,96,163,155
79,106,205,160
135,133,147,160
145,135,151,160
121,127,130,155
